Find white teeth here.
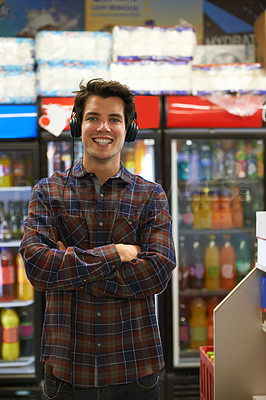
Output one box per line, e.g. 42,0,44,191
93,138,112,145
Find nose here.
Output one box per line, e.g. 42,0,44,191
97,120,111,132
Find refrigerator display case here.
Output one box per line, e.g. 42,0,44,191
163,95,266,398
0,105,43,398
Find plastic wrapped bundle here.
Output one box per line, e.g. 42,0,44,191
110,60,192,95
37,61,110,96
35,31,112,62
0,67,36,104
112,25,197,62
0,38,35,69
191,63,266,95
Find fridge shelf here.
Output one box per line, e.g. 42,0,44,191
0,299,34,308
179,288,230,297
0,356,35,368
0,186,32,192
178,227,255,236
0,240,22,247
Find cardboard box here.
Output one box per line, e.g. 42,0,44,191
254,11,266,69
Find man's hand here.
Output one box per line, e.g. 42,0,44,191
58,241,66,251
115,244,141,262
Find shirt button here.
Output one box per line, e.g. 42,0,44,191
112,265,116,269
96,312,102,317
99,221,103,227
99,193,104,198
97,342,101,348
128,220,132,225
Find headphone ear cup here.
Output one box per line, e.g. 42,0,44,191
69,116,81,138
125,122,138,142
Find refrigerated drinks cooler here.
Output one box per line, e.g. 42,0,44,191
163,95,266,397
39,96,163,183
0,105,43,398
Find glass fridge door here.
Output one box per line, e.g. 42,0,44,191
46,138,156,183
170,137,264,367
0,145,42,381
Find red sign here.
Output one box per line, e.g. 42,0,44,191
166,96,265,128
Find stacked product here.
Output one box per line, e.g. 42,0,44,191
0,38,36,103
191,62,266,95
35,31,112,96
110,25,197,94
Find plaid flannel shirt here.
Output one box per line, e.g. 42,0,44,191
19,160,176,388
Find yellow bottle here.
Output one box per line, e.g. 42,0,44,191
200,188,212,229
189,297,208,350
16,253,34,301
191,191,201,229
1,308,20,361
205,235,220,290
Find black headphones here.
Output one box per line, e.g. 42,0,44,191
69,106,138,143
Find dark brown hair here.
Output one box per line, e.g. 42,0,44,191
73,78,136,130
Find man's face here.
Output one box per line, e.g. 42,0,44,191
81,95,127,170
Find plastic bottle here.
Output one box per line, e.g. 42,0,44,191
16,252,34,301
243,188,253,227
232,187,243,228
182,196,193,229
190,236,204,289
124,147,135,173
235,141,246,178
220,190,233,229
207,297,220,346
189,143,200,181
236,238,251,284
212,142,225,180
211,189,221,229
199,143,212,181
0,153,13,187
256,140,264,178
200,188,212,229
178,142,191,180
224,145,236,179
191,191,201,229
19,306,34,357
179,300,190,350
189,297,208,350
0,248,15,302
179,236,190,290
205,235,220,290
246,141,258,178
1,307,20,361
220,235,236,290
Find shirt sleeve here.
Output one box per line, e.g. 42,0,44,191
86,185,177,299
19,182,122,292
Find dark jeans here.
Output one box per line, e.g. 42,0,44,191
42,371,159,400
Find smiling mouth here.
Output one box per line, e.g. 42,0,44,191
93,138,113,145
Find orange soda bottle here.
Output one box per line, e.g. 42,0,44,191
220,190,233,229
207,296,220,345
232,187,243,228
16,252,34,301
1,307,20,361
205,235,220,290
211,189,221,229
200,188,211,229
220,235,236,290
189,297,208,350
191,191,201,229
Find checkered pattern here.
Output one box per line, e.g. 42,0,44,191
20,161,176,388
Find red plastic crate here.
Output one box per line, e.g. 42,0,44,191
200,346,214,400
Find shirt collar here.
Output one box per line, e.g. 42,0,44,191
71,160,132,184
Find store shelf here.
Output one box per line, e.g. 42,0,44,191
0,356,35,368
0,299,34,308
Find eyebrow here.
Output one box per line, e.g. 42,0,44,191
84,111,123,119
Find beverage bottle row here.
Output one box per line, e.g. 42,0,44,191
0,200,28,241
0,248,34,302
177,139,263,181
180,186,261,230
0,306,34,361
179,235,253,291
179,296,220,350
0,152,32,187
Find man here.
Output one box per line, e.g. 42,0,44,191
20,78,176,400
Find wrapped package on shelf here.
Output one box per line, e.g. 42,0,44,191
37,60,110,97
191,62,266,95
193,44,256,65
110,60,191,95
0,66,36,104
0,38,36,103
112,25,197,62
35,31,112,96
35,31,112,62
